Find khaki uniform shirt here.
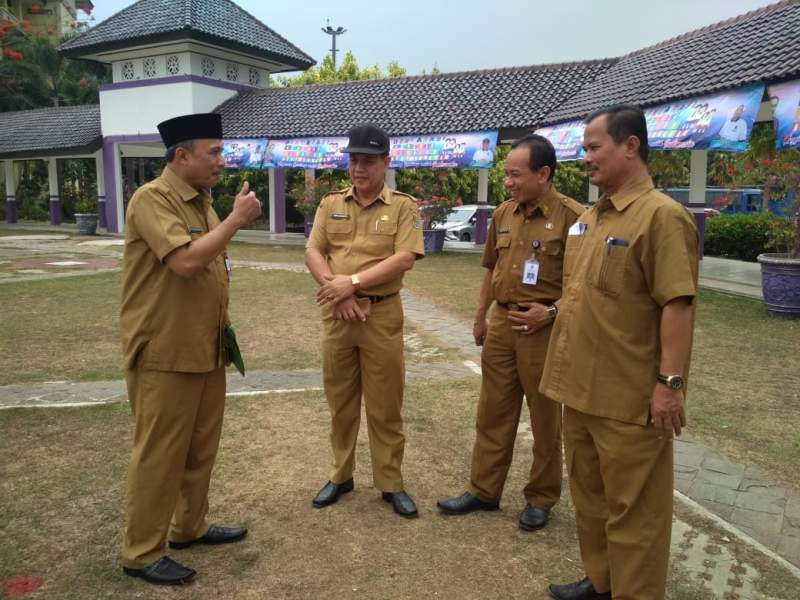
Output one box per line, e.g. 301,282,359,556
482,186,585,304
306,184,425,296
540,177,699,425
120,166,229,372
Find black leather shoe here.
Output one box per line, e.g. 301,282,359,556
122,556,196,585
436,492,499,515
169,525,248,549
548,577,611,600
518,504,550,531
312,479,354,508
381,491,418,518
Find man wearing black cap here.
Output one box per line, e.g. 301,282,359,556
119,113,262,584
305,123,425,518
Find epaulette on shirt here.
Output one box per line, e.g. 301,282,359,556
559,195,587,217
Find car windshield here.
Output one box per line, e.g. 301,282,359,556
445,207,474,224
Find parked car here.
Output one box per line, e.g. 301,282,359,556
435,204,495,242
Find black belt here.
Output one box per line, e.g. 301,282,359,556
496,300,555,312
356,292,398,304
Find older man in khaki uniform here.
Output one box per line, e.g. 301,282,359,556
543,105,698,600
437,134,583,531
305,124,424,519
119,113,262,585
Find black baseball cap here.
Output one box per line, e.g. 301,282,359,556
342,123,390,155
157,113,222,148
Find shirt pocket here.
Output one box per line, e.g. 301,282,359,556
538,237,565,283
495,235,511,251
326,219,353,239
366,219,398,254
592,244,629,296
562,235,585,281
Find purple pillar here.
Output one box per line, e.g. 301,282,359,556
49,196,62,225
6,197,17,223
474,206,489,245
274,168,286,233
102,139,120,233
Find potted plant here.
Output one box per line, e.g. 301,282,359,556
404,171,463,253
288,175,341,237
74,197,98,235
756,153,800,317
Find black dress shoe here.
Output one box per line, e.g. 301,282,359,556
169,525,248,549
312,479,354,508
518,504,550,531
381,491,418,518
436,492,499,515
122,556,196,585
548,577,611,600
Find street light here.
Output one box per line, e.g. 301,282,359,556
321,19,346,68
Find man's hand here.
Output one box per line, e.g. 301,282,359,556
650,384,686,437
231,181,262,227
331,296,369,322
317,274,355,306
507,302,551,335
473,313,488,346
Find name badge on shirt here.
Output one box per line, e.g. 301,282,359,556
498,227,511,234
568,221,588,236
331,213,350,220
188,226,203,234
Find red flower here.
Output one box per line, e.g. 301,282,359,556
726,165,737,177
29,4,41,13
79,78,88,88
2,47,22,61
760,157,773,168
743,162,753,173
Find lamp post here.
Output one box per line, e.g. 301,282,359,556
321,19,346,68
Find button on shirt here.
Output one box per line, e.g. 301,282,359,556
482,186,585,304
120,167,229,372
306,185,425,296
540,177,699,425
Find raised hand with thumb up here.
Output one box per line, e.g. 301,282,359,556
232,181,262,227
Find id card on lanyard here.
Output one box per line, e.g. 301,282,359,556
522,240,540,285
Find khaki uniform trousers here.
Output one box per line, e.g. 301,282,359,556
121,365,226,568
468,303,563,508
322,293,405,493
564,405,673,600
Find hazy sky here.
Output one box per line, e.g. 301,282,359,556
88,0,776,76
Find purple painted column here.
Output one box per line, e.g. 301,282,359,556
6,196,17,223
274,168,286,233
49,196,62,225
102,139,120,233
475,207,489,245
97,198,107,228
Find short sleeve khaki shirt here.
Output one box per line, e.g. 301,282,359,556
540,177,699,425
120,166,229,372
482,186,585,304
306,184,425,296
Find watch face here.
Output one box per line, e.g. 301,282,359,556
669,376,684,390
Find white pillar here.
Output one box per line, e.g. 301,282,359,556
94,149,106,228
588,184,600,204
112,146,124,232
268,168,276,233
47,157,61,225
475,169,489,245
688,150,708,204
3,160,14,198
385,169,397,190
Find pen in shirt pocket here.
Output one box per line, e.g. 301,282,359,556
606,236,629,255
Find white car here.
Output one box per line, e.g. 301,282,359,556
436,204,495,242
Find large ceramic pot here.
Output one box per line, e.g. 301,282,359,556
423,229,446,253
757,253,800,318
75,213,98,236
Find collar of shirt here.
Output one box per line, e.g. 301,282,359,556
161,166,211,204
512,184,558,218
344,184,393,206
599,176,655,212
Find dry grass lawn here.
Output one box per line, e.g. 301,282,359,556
0,378,728,600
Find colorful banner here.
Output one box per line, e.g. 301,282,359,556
646,83,764,152
389,131,498,169
263,137,349,169
767,79,800,149
222,139,267,169
534,120,586,160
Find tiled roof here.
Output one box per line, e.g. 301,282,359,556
218,60,616,138
59,0,314,70
544,0,800,124
0,105,101,157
